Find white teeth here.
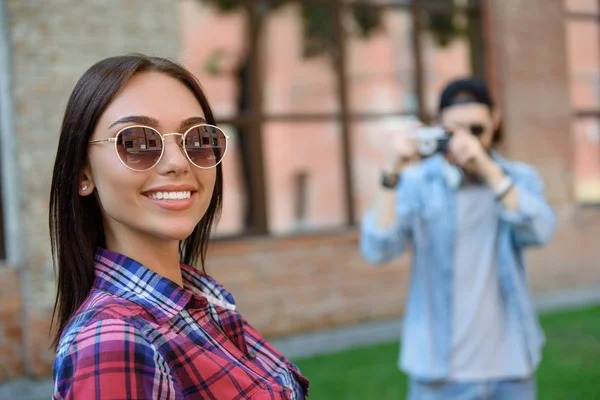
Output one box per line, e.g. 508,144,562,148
148,191,191,200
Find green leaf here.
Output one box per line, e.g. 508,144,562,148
198,0,463,58
423,0,466,47
351,4,383,38
301,5,336,58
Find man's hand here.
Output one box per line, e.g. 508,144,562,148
447,126,519,210
447,127,498,179
387,120,422,174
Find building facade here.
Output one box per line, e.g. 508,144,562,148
1,0,599,380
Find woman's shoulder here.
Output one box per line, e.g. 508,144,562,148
52,293,166,397
56,289,151,354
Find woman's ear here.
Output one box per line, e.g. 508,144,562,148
79,165,95,196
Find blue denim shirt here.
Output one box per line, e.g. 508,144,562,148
360,152,556,381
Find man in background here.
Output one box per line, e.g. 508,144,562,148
360,78,556,400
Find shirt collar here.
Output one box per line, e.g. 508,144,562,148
94,248,200,324
181,266,237,311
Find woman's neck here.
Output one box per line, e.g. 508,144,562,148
103,227,184,287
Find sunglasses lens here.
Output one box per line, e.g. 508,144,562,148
115,127,163,171
470,124,485,136
184,125,227,168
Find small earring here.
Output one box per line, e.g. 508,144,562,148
82,184,88,191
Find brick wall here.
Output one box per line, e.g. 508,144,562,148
207,232,412,338
0,264,24,381
3,0,179,378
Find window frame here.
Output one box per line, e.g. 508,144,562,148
567,4,600,205
213,0,484,238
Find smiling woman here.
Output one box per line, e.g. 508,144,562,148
49,54,309,400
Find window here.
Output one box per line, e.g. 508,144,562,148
566,0,600,203
348,2,482,219
182,0,483,236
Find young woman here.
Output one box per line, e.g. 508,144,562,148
50,54,309,399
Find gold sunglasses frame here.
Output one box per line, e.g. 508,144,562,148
89,124,229,172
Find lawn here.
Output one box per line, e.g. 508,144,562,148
293,305,600,399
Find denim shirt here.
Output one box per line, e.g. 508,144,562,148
360,152,556,381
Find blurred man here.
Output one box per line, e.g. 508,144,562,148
360,78,556,400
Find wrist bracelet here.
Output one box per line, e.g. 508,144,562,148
381,171,400,189
494,176,514,200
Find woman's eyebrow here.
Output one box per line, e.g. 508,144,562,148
108,116,208,131
109,115,160,129
179,116,207,130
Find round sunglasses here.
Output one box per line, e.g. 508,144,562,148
448,122,488,136
89,124,228,171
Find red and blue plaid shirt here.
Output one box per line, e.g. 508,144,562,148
52,248,309,399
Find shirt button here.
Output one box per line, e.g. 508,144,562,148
247,350,257,360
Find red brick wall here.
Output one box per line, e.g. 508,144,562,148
207,232,412,337
528,208,600,291
0,265,24,381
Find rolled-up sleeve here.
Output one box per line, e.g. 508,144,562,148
53,319,179,400
360,173,417,264
499,166,556,247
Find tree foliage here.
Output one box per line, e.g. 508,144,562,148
199,0,465,59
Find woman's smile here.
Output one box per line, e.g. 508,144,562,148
141,184,199,211
142,190,198,211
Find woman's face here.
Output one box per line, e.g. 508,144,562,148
83,71,216,245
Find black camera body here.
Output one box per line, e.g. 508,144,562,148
414,126,452,157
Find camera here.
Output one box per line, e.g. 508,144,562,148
414,126,452,157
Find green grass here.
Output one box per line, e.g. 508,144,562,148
293,305,600,400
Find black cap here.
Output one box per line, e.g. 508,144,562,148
438,78,494,113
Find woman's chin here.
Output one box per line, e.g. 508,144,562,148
156,226,198,242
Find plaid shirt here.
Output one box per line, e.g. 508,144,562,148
53,248,309,399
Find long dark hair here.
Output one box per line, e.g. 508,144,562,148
49,54,223,348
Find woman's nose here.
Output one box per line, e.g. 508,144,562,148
156,134,189,174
